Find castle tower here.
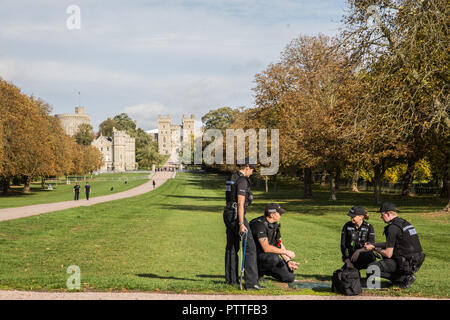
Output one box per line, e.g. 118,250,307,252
55,106,91,136
182,114,195,146
158,115,172,155
112,127,126,171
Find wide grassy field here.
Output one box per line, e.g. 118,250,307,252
0,172,448,298
0,172,152,209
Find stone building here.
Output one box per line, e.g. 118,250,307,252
157,114,195,155
91,128,138,172
55,106,91,136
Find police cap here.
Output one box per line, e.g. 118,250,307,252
347,206,367,218
377,202,399,213
265,203,286,216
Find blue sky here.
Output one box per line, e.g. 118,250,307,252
0,0,347,131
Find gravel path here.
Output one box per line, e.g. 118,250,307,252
0,171,173,222
0,290,442,300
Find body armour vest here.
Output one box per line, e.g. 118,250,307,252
225,172,252,207
386,217,422,258
250,216,281,247
346,221,371,250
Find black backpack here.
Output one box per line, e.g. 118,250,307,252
331,266,362,296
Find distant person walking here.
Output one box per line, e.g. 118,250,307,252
153,180,156,189
85,182,91,200
73,182,80,201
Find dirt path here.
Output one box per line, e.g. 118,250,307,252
0,290,441,300
0,170,174,222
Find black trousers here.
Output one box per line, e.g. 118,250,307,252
223,210,259,288
367,259,407,283
349,251,377,271
86,192,90,200
257,252,295,283
74,192,79,200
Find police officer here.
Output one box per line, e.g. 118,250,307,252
223,160,262,290
73,182,80,200
84,182,91,200
250,203,298,283
365,202,425,289
341,206,376,270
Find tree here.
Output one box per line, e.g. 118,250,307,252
98,117,118,137
342,0,450,208
0,80,54,193
74,123,95,146
202,107,238,131
136,141,164,169
252,35,362,200
113,113,137,136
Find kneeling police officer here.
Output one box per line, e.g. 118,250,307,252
365,202,425,289
223,160,262,290
250,203,298,283
341,206,376,270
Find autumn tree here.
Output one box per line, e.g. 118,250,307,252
342,0,449,207
252,35,361,200
0,79,54,193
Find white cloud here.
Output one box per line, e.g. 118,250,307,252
0,0,345,129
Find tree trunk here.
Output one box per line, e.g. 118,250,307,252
443,149,450,212
329,171,337,201
373,164,383,205
265,176,269,193
1,177,9,194
351,169,360,192
440,152,449,198
273,174,278,192
320,171,327,186
402,158,416,196
23,175,31,193
335,168,341,191
304,167,313,198
41,177,46,190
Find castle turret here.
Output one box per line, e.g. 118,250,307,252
55,106,91,136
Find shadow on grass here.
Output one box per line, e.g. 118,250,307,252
136,273,202,282
295,274,332,281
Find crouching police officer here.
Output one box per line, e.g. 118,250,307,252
250,203,298,284
223,160,262,290
341,206,376,270
365,202,425,289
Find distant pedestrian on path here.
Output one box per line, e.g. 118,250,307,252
85,182,91,200
153,180,156,189
73,182,80,200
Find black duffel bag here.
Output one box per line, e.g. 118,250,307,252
331,266,362,296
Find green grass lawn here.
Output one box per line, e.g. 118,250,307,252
0,172,152,209
0,172,448,298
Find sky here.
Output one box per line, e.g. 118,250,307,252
0,0,348,131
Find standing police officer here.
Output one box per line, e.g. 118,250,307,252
250,203,298,284
365,202,425,289
223,160,263,290
341,206,376,270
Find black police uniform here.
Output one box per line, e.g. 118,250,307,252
368,217,425,285
74,184,80,200
85,184,91,200
223,171,258,288
340,221,376,270
250,216,295,283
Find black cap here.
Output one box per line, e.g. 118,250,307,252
265,203,286,216
378,202,399,213
347,206,367,218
